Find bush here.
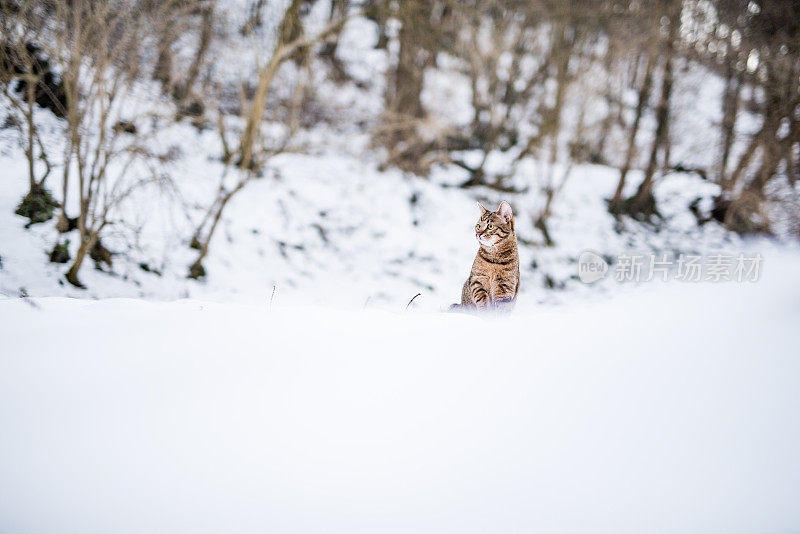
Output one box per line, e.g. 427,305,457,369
15,185,59,226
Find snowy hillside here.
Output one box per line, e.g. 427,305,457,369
2,250,800,533
1,2,793,309
0,122,767,310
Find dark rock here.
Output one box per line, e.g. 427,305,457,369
90,239,113,268
55,215,78,233
188,261,206,280
113,120,137,135
179,100,204,118
138,262,162,276
49,240,70,263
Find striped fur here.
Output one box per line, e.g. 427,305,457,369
457,201,520,313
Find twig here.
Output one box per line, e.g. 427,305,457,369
269,284,276,311
405,293,421,310
0,287,41,310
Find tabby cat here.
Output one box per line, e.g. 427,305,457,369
455,201,520,312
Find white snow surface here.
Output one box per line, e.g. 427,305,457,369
3,5,790,310
1,249,800,534
0,122,773,311
1,7,793,309
2,8,800,530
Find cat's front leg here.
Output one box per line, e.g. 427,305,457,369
492,281,517,313
469,278,491,310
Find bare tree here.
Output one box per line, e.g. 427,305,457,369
0,1,64,225
718,60,743,189
177,0,217,106
152,0,217,111
607,3,663,211
42,0,183,286
318,0,349,79
622,0,682,219
371,0,436,175
187,0,349,278
709,0,800,234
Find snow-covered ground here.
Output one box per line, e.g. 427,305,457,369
0,120,771,311
2,249,799,533
2,6,799,531
1,4,783,310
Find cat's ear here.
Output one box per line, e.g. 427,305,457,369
477,201,489,214
497,201,513,223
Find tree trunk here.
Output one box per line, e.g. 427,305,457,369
626,1,680,217
25,73,36,191
744,113,783,197
718,63,742,190
627,57,672,216
546,25,571,176
154,29,175,90
594,44,618,163
238,52,282,170
238,0,303,170
387,0,430,119
364,0,389,49
319,0,347,78
595,102,613,163
241,0,266,35
178,1,215,102
628,58,675,214
188,184,243,279
713,58,794,234
56,144,72,232
610,52,655,208
374,0,432,174
726,129,762,190
65,230,98,288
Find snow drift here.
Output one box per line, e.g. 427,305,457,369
1,251,799,533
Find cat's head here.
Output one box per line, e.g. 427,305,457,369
475,201,514,248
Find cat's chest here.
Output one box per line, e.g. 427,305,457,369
473,270,503,296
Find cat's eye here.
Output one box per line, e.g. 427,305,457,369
488,224,494,229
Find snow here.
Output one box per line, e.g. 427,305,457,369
1,249,799,533
2,6,800,530
0,119,772,310
0,4,791,310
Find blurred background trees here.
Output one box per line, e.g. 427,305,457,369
370,0,799,237
1,0,799,286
